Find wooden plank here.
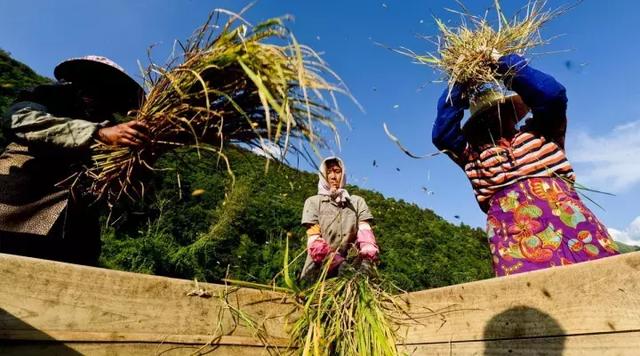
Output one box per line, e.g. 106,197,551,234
3,252,640,353
0,330,290,347
397,330,640,355
0,253,293,346
0,342,280,356
398,252,640,344
3,331,638,356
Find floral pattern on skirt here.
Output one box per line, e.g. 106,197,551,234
486,177,619,276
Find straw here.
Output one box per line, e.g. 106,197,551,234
85,8,350,203
400,0,569,97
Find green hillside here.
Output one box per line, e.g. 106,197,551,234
98,148,493,291
0,49,51,146
617,242,640,254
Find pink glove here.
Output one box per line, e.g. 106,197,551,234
357,225,379,260
308,238,330,263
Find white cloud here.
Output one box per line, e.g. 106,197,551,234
250,142,283,159
608,216,640,246
568,120,640,193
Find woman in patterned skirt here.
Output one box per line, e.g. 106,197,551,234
432,53,619,276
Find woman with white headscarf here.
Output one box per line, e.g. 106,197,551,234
300,156,379,280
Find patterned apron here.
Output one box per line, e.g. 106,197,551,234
486,177,619,276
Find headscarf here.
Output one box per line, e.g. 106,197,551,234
317,156,350,204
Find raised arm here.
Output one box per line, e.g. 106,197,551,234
497,54,568,147
432,84,469,162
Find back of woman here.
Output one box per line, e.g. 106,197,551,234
432,54,619,276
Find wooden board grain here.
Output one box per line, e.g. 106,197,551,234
0,253,294,349
398,252,640,345
398,330,640,356
3,252,640,355
0,342,279,356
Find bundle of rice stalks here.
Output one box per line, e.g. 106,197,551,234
86,9,349,203
225,241,411,356
288,261,407,356
402,0,569,95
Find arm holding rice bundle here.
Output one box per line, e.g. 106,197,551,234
431,84,469,163
497,54,568,147
432,54,568,162
306,224,330,263
96,120,149,147
7,101,148,151
356,221,378,261
7,101,104,150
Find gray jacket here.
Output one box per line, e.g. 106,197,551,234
0,102,104,235
300,194,373,279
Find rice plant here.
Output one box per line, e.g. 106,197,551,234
225,239,411,356
287,260,407,356
401,0,569,96
86,8,349,203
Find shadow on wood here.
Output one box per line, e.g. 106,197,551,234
0,308,82,356
483,306,565,355
397,252,640,355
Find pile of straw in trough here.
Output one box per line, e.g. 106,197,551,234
402,0,569,96
225,241,411,356
287,261,406,355
86,9,349,203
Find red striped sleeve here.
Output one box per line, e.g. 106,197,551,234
463,132,576,211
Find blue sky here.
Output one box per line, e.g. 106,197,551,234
2,0,639,244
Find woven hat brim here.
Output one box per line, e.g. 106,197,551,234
462,94,528,131
54,59,144,111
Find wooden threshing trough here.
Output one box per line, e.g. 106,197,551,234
1,252,640,355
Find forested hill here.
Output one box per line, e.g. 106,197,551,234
102,148,494,291
0,49,51,145
0,49,50,112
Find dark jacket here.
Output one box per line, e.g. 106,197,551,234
0,99,105,264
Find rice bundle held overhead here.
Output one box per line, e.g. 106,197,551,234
87,10,348,203
406,0,568,95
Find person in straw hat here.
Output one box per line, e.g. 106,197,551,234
300,156,379,280
0,55,148,265
432,53,619,277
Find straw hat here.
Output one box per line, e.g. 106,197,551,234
54,55,144,112
462,89,529,131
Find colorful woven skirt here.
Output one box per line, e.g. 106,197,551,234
486,177,619,277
